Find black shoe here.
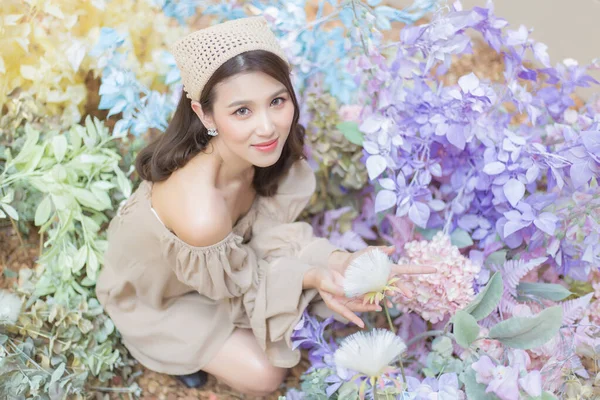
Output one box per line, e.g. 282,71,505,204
174,370,208,388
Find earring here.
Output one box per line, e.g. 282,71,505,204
207,128,218,137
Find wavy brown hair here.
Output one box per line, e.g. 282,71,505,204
135,50,306,196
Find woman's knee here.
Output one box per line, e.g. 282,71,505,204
238,361,287,396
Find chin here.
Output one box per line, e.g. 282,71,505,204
250,150,283,168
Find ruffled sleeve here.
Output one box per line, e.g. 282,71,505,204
249,158,340,266
160,232,257,301
239,159,341,367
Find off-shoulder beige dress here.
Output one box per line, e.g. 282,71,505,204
95,159,339,375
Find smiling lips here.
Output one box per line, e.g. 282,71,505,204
252,138,278,152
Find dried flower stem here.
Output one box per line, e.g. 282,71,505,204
406,330,446,347
383,301,406,383
9,216,25,248
39,230,44,256
374,377,381,400
383,301,395,333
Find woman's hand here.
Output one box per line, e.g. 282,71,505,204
328,245,437,298
303,267,380,328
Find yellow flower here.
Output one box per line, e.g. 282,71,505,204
1,0,189,129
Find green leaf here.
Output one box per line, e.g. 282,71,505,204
415,228,440,240
72,188,107,211
540,392,558,400
1,190,14,204
12,124,40,165
485,250,507,267
84,115,98,147
517,282,572,301
50,362,66,385
87,250,99,277
35,196,53,226
52,135,68,163
73,246,88,273
488,306,563,349
450,228,474,248
69,124,83,152
463,367,500,400
78,319,93,334
1,203,19,220
336,121,364,146
114,166,132,198
91,186,113,210
452,310,480,348
93,117,107,139
3,268,17,278
463,272,503,320
20,144,45,173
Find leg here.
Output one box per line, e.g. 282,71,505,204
202,329,288,397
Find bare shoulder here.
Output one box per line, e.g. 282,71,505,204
152,175,233,247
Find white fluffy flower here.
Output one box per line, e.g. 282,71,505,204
344,248,392,298
0,290,22,326
334,329,407,377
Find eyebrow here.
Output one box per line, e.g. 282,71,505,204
227,88,288,108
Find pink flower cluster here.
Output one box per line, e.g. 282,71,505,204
393,232,481,323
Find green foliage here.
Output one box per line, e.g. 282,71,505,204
450,228,474,249
517,282,572,301
303,93,368,215
0,117,136,398
423,336,463,377
452,310,480,348
300,368,339,399
463,272,503,321
336,121,364,146
488,306,563,349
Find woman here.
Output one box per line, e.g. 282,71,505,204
96,16,434,396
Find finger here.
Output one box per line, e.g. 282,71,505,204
323,293,365,328
331,270,346,285
395,282,413,298
373,245,395,256
320,279,346,297
392,263,437,275
343,299,381,313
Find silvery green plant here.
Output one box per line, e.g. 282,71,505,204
0,117,136,398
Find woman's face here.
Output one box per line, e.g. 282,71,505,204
201,71,295,169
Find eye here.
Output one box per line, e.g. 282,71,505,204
271,97,286,107
234,107,250,117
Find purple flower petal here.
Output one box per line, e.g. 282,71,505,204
533,42,551,67
519,371,542,397
533,212,558,235
408,202,430,228
504,178,525,207
504,220,527,237
447,124,466,150
366,155,387,180
458,72,480,93
570,161,594,188
375,189,397,212
582,131,600,154
483,161,506,175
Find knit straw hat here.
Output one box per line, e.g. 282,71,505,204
170,16,289,101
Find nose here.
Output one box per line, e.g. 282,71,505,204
255,109,276,137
